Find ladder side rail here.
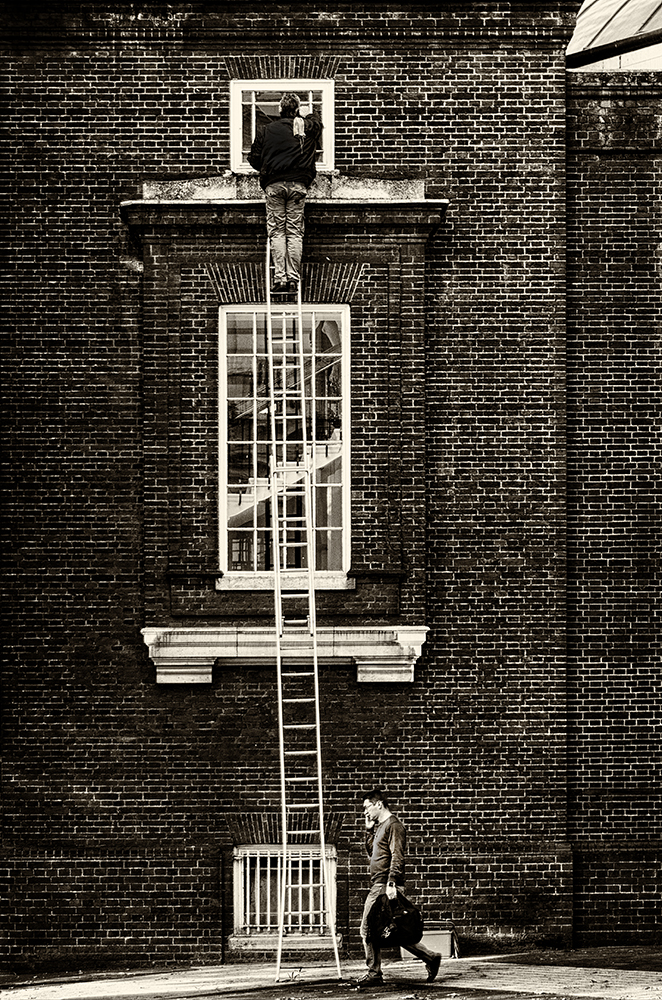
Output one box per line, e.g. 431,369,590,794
269,255,341,980
266,239,289,981
295,282,342,977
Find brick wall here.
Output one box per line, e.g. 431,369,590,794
565,72,662,945
2,1,659,973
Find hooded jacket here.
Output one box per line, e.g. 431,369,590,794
248,108,323,190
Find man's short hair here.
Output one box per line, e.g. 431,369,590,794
279,93,301,117
363,788,390,809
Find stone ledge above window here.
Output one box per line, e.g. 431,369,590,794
139,173,433,203
141,625,428,685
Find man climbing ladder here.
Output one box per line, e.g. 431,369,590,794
249,93,322,294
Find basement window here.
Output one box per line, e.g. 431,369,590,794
229,79,334,174
217,304,351,590
231,844,337,949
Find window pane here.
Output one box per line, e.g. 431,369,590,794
227,443,252,483
285,443,306,465
256,530,272,570
229,531,253,571
256,444,269,480
255,358,268,396
314,401,342,442
315,530,343,571
315,486,342,528
256,406,270,442
315,445,342,485
227,488,253,527
241,103,253,155
286,538,308,570
228,400,253,440
255,491,272,528
227,357,253,397
255,313,268,353
314,316,342,352
315,359,342,399
227,314,253,354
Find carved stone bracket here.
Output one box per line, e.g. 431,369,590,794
141,625,429,684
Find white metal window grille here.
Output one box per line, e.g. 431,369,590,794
233,845,337,937
218,304,351,589
229,79,334,174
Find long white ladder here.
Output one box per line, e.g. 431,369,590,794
265,242,342,982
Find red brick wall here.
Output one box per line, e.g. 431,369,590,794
3,2,660,972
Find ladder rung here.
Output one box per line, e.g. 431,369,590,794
285,776,317,782
284,750,317,756
282,698,315,703
288,803,317,810
282,671,314,677
288,830,320,836
281,591,309,597
283,723,316,730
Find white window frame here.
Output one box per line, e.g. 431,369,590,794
218,303,351,591
231,844,337,946
229,78,335,174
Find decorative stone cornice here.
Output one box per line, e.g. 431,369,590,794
120,198,448,240
141,625,429,684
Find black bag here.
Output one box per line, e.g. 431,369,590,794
368,892,424,947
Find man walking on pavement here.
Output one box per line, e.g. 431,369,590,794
248,93,322,294
355,789,442,988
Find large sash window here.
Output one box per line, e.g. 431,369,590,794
218,304,351,590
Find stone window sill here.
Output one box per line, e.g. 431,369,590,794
141,625,428,685
215,572,355,591
228,932,341,952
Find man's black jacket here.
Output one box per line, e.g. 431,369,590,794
248,109,323,190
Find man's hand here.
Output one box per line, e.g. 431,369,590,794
365,817,375,830
386,882,397,900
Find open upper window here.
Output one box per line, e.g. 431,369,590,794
229,79,335,174
218,304,351,590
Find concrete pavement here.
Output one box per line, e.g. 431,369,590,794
2,954,662,1000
